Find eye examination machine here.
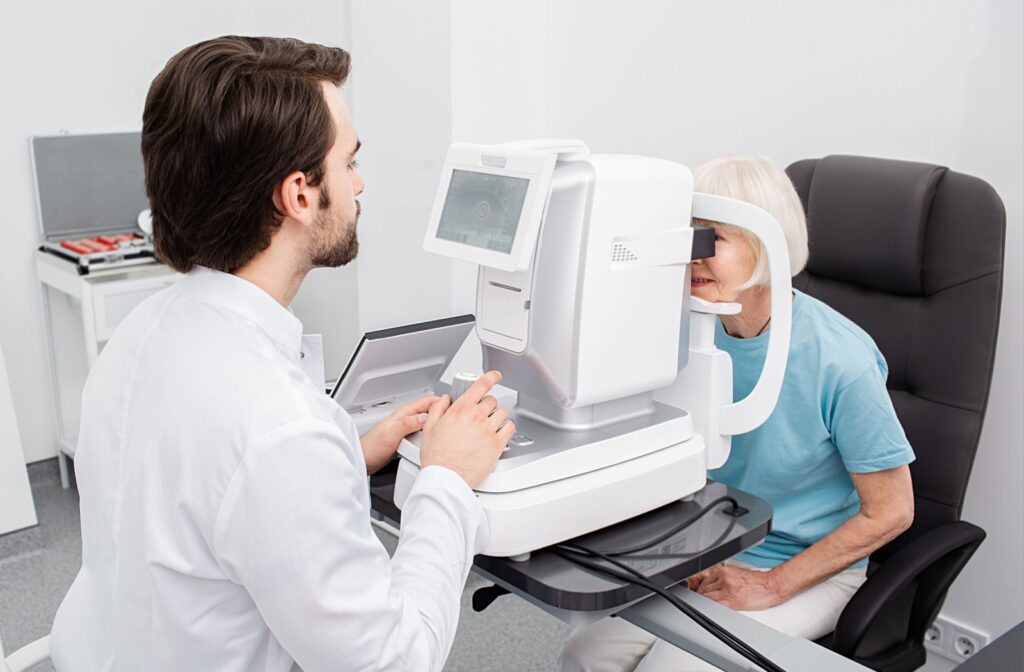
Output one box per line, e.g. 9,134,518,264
393,140,793,558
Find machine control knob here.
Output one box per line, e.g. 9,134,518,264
450,372,479,400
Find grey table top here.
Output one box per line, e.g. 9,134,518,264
369,462,772,612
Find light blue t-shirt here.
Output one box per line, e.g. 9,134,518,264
709,289,915,569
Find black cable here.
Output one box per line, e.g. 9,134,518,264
588,496,743,557
556,547,781,672
554,545,786,672
557,544,772,668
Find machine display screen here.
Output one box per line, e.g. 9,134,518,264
435,169,529,254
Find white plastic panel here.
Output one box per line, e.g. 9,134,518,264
424,142,556,272
477,266,532,352
394,437,706,557
690,193,792,437
572,156,693,407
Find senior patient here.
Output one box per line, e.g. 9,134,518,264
560,156,916,671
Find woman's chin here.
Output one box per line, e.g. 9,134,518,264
690,284,716,300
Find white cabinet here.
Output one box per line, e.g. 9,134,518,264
35,251,177,487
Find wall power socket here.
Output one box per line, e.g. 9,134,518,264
925,615,989,662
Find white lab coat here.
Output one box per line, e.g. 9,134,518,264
50,267,487,672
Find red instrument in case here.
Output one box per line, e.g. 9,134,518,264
40,231,155,275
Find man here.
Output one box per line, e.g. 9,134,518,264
50,36,513,671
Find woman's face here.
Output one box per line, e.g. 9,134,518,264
690,224,758,303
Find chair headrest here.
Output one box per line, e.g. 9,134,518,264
803,155,947,295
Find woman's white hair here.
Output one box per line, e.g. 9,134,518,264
693,155,809,290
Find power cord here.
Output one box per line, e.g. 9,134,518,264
551,496,784,672
610,500,742,562
554,544,786,672
583,496,747,558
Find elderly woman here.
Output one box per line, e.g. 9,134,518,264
559,156,916,671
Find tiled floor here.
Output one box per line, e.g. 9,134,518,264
0,459,570,671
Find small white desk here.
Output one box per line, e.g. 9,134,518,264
35,251,178,487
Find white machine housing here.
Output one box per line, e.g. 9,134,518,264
397,140,792,557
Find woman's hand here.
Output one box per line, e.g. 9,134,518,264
360,395,438,474
687,564,787,611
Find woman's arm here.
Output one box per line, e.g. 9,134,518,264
692,465,914,610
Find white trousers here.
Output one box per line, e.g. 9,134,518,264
558,560,867,672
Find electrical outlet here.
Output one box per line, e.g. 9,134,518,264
933,616,989,662
952,633,978,658
924,620,946,653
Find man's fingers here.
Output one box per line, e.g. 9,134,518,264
456,370,502,406
425,395,450,430
405,395,440,415
489,407,510,431
480,395,499,416
403,412,429,434
497,419,516,446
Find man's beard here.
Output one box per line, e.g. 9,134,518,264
309,185,359,268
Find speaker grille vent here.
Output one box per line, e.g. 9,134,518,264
611,243,638,262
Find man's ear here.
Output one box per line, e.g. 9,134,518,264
272,171,316,225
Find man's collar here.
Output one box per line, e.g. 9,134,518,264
176,266,304,356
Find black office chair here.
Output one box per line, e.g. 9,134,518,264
784,155,1005,672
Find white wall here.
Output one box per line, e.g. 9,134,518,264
358,0,1024,661
348,2,457,333
0,2,358,463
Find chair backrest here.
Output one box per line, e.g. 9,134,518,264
786,155,1005,553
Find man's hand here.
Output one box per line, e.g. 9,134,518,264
687,564,786,611
360,396,439,475
420,370,514,489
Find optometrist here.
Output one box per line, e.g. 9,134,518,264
49,36,514,672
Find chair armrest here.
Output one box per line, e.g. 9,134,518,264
4,635,50,672
830,521,985,656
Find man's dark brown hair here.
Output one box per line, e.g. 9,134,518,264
142,36,351,273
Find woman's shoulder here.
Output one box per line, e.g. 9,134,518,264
793,290,889,385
